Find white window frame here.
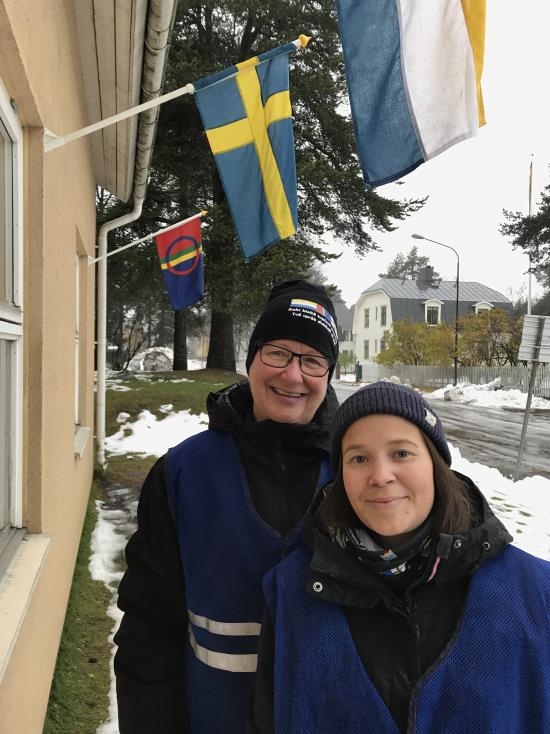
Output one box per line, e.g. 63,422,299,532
423,299,443,326
0,323,23,528
474,301,493,314
380,305,387,326
0,77,24,533
364,308,369,328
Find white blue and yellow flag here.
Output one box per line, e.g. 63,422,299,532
194,38,307,259
336,0,486,187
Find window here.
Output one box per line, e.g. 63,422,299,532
424,300,442,326
380,338,386,351
474,302,493,315
375,306,378,321
341,329,352,342
375,339,378,353
364,308,369,328
426,306,439,325
380,305,387,326
363,340,369,359
0,79,23,556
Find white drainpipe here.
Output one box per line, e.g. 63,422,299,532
96,199,143,468
95,0,177,466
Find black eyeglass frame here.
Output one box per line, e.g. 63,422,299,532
257,342,334,377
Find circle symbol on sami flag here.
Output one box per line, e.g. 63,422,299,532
165,235,202,276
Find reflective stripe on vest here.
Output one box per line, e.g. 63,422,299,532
188,625,258,673
188,609,262,637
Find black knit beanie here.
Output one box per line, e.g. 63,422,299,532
330,381,451,469
246,279,339,374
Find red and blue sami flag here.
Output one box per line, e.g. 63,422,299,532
155,218,204,311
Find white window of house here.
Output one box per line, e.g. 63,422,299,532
380,337,386,351
380,305,387,326
342,329,352,341
74,253,81,424
375,306,378,321
363,340,369,359
364,308,369,328
375,339,378,353
424,299,443,326
0,79,23,556
426,306,439,325
74,238,90,459
474,302,493,315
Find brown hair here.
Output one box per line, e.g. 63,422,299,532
319,435,473,535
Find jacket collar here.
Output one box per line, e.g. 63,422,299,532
206,379,339,451
306,476,512,610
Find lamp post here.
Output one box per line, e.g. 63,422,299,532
412,234,460,386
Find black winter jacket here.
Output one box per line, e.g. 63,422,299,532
248,476,512,734
114,380,338,734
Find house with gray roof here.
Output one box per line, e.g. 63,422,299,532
352,268,512,367
333,297,355,366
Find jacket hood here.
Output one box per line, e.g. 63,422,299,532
305,474,512,609
206,379,339,448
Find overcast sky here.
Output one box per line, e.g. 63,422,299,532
323,2,550,307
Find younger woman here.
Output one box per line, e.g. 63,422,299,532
249,381,550,733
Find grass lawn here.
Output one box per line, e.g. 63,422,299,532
44,368,242,733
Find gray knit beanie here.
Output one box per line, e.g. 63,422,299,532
330,381,451,469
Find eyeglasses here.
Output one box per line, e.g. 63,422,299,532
258,343,333,377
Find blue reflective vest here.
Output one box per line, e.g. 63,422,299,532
166,429,331,734
264,544,550,733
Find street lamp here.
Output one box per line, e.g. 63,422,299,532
412,234,460,386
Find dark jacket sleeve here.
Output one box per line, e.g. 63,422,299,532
114,456,189,734
247,608,276,734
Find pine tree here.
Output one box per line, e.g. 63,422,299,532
149,0,425,368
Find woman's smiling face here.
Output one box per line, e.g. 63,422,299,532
341,414,435,546
247,339,329,424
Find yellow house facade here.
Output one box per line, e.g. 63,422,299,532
0,1,175,730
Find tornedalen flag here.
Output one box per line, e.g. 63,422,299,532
194,37,308,259
336,0,486,187
155,217,204,311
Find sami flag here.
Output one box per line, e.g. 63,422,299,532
194,39,305,259
336,0,486,187
155,218,204,311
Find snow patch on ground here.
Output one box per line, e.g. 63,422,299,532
105,409,208,457
428,381,550,410
336,373,358,383
89,488,137,734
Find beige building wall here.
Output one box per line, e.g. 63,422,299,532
0,1,96,731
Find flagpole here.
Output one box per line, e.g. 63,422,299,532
44,35,310,153
527,154,533,315
88,210,207,264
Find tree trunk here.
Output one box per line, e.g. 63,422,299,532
207,309,235,370
158,307,168,346
173,309,188,370
205,168,237,370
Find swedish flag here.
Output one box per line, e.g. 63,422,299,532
194,38,307,259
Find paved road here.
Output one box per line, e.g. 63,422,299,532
333,382,550,481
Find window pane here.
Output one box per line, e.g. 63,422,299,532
427,306,439,325
0,338,10,531
0,125,7,303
